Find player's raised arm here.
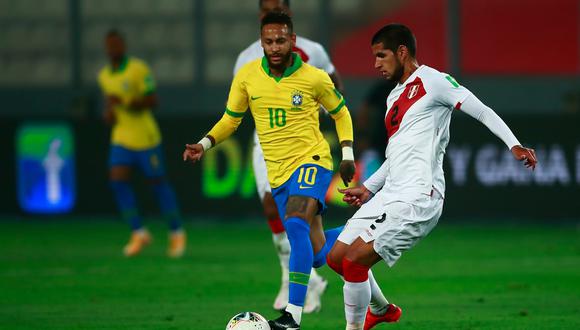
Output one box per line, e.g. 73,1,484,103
315,73,355,185
183,70,249,164
457,93,537,170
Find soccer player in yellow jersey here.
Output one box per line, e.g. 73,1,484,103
98,30,185,258
183,12,355,329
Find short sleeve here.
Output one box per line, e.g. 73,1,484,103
225,68,249,116
135,62,156,96
314,71,344,115
434,73,471,109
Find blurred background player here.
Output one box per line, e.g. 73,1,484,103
327,24,538,330
233,0,344,313
184,11,355,330
97,30,185,258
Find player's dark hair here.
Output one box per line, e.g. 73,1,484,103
106,29,124,40
259,0,290,8
371,24,416,57
260,10,293,34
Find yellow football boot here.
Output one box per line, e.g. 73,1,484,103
123,229,152,257
168,230,186,258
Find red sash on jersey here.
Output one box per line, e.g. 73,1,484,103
385,77,426,139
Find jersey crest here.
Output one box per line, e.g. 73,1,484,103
291,90,304,107
385,77,426,139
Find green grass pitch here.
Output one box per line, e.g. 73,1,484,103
0,218,579,329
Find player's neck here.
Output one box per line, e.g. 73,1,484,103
111,56,127,70
270,55,294,77
399,60,419,84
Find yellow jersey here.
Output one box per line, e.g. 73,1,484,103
98,57,161,150
219,53,351,188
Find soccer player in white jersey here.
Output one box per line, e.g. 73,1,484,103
325,24,538,330
233,0,344,314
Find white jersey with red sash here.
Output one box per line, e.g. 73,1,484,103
380,65,471,200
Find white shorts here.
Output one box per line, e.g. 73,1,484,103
337,190,444,267
252,131,271,201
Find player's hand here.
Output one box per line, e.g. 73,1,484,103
511,145,537,170
339,160,356,186
183,143,204,163
338,185,371,207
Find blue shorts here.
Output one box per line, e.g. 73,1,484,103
271,164,333,218
109,144,166,178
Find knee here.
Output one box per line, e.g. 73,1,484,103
262,197,279,220
284,217,310,241
326,248,344,276
342,257,370,283
285,196,315,222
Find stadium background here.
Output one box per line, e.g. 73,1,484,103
1,0,579,329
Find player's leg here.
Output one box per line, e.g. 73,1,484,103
109,145,150,256
303,215,343,313
342,238,382,330
140,145,185,258
328,198,401,330
358,196,444,330
269,164,333,328
253,140,291,310
263,192,292,310
281,195,319,326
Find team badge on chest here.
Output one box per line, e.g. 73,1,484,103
291,90,303,106
407,84,420,99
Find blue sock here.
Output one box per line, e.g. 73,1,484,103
284,217,313,307
110,180,142,230
151,180,182,231
313,225,344,268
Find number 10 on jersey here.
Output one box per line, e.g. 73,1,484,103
268,108,286,128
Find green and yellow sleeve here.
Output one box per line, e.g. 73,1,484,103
315,73,353,143
135,62,156,96
206,71,249,145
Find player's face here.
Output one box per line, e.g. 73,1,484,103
259,0,289,20
261,23,296,70
372,43,403,82
105,35,125,62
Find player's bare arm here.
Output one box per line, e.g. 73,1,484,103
129,94,158,111
102,95,120,125
339,140,355,186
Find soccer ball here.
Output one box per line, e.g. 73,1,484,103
225,312,271,330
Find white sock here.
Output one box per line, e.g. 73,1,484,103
272,232,291,269
368,270,389,315
309,267,321,284
285,303,303,324
344,280,371,328
346,323,364,330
